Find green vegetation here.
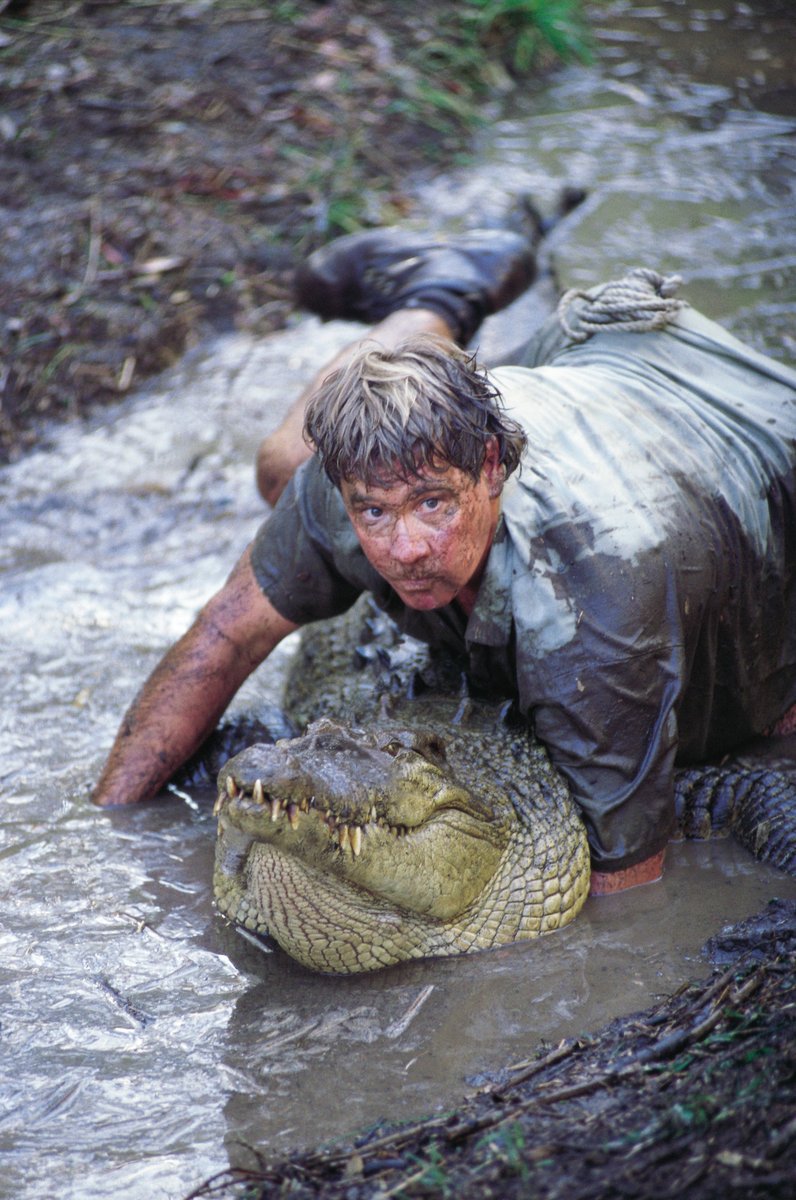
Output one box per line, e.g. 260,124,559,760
253,0,593,140
475,1120,531,1180
264,1,592,237
463,0,593,72
376,0,593,137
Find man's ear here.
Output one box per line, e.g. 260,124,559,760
482,438,506,498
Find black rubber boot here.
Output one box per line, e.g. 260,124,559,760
293,227,540,345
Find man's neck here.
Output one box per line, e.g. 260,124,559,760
455,584,480,617
455,493,502,617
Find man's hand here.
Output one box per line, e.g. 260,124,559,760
589,849,666,896
92,545,298,807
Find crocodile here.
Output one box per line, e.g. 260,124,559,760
212,600,796,974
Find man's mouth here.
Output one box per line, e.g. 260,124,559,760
394,577,436,590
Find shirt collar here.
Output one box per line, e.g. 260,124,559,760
464,504,515,649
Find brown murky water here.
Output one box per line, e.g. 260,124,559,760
1,3,794,1197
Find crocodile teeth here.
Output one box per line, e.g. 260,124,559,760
252,779,265,805
270,798,282,823
287,803,299,830
225,776,238,799
351,825,362,857
212,792,224,817
339,824,349,850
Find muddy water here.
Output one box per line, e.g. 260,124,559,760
2,3,795,1197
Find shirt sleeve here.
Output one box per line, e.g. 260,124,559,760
249,459,371,624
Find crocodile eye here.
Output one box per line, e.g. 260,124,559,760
380,739,405,757
377,732,447,765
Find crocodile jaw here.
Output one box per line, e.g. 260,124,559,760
215,839,451,974
213,828,590,975
214,772,506,923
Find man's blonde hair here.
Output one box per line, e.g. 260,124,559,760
303,335,527,488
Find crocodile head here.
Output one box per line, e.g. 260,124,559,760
213,712,590,973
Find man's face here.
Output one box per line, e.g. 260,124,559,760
340,444,503,612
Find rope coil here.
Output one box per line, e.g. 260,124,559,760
557,267,687,343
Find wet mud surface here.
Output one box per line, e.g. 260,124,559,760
188,902,796,1200
0,0,548,461
1,2,795,1199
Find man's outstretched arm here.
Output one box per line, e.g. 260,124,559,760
92,545,299,807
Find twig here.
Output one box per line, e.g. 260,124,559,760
267,29,364,62
680,958,747,1012
0,4,81,35
500,1036,585,1090
384,984,435,1039
377,1163,432,1199
94,975,153,1028
624,965,765,1067
64,198,102,306
769,1113,796,1154
301,1112,450,1172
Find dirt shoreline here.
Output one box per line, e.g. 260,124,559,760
186,902,796,1200
0,0,566,463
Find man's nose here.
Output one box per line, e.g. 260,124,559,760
390,517,430,564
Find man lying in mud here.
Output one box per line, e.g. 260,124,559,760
93,221,796,897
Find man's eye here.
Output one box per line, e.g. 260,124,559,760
423,497,440,511
365,507,383,519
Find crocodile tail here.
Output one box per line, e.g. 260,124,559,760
674,765,796,875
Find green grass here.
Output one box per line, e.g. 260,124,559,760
464,0,593,72
397,0,593,145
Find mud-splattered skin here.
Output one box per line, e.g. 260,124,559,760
212,602,796,975
339,449,503,614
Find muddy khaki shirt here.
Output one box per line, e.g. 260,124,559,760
251,307,796,871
